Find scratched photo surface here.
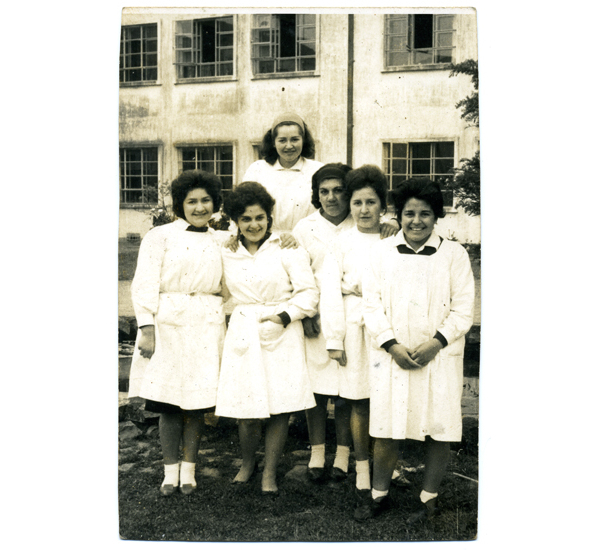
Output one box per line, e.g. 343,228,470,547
118,7,480,542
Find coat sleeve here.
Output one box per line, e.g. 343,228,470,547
130,227,166,327
242,160,262,183
279,247,319,322
362,243,396,347
436,244,475,346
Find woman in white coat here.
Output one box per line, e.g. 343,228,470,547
355,178,475,522
128,170,227,496
337,165,391,494
243,112,323,233
215,182,319,495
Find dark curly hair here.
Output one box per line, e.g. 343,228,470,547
310,163,353,209
260,123,316,165
223,181,276,231
390,178,446,221
345,165,389,213
171,170,223,219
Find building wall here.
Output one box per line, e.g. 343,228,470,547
119,10,480,243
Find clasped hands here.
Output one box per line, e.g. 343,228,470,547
388,339,442,370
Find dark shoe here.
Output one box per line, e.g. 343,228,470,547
180,483,196,495
159,484,176,497
406,497,439,525
353,496,391,522
391,469,412,489
330,467,348,482
354,487,372,504
307,467,327,483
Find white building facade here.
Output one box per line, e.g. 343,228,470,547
119,9,480,243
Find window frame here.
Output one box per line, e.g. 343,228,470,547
119,144,162,207
383,14,456,72
176,142,236,196
382,139,457,210
120,23,160,87
250,14,319,79
174,15,236,83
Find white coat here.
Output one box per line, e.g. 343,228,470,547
242,157,323,232
293,211,355,396
215,234,318,419
363,231,475,442
128,219,226,410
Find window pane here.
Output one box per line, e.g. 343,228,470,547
219,62,233,76
434,159,454,176
144,53,157,66
299,43,315,57
176,35,193,49
257,59,275,73
414,14,433,49
411,159,430,175
388,51,409,67
219,161,233,176
220,175,233,191
257,45,272,58
143,68,157,81
176,20,193,34
126,149,142,162
392,143,408,157
388,17,407,35
181,149,196,162
411,142,431,158
299,57,315,71
391,175,406,189
392,159,407,175
414,50,433,64
144,148,158,161
436,15,454,31
253,14,271,28
128,27,141,40
298,27,315,41
145,162,159,176
297,14,315,25
219,33,234,47
219,147,233,161
180,65,196,78
436,32,453,48
200,64,215,77
177,50,193,64
129,176,142,188
218,17,233,32
436,49,453,63
182,161,196,171
433,142,454,158
143,25,157,38
145,39,158,53
219,47,233,62
383,142,390,159
387,36,405,51
278,58,296,72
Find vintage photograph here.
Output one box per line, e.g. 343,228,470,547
117,7,481,542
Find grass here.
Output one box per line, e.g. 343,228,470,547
119,415,478,542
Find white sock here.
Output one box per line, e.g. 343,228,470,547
180,461,197,487
371,488,388,500
355,460,371,490
162,463,179,487
309,444,326,469
333,445,350,472
420,489,438,504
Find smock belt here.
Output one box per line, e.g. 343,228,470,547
156,291,224,327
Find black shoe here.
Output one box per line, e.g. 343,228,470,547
354,487,372,504
180,483,196,495
330,467,348,482
307,467,328,483
406,497,439,525
353,495,391,522
159,484,176,497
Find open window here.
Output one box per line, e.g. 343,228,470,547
385,14,454,69
251,14,316,75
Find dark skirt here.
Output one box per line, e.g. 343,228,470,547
145,399,216,417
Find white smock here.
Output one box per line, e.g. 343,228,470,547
293,211,355,396
128,219,227,410
215,234,318,419
363,231,475,442
338,227,381,400
242,157,323,232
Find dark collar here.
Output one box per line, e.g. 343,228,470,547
186,225,209,233
396,239,443,256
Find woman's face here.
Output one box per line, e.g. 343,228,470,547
238,204,269,244
319,178,349,223
183,187,214,228
400,197,437,249
274,124,303,168
350,186,382,234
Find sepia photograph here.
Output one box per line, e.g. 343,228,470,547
117,6,481,542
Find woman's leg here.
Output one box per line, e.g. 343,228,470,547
179,412,204,492
349,399,370,462
305,394,329,470
372,437,399,492
332,397,352,475
233,419,262,483
422,437,450,494
159,412,183,465
262,413,290,493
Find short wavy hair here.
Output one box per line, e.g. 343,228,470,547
171,170,223,219
260,123,316,165
390,178,446,221
345,165,389,213
310,163,353,209
223,181,276,230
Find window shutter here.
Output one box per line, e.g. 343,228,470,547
174,20,195,77
251,14,278,74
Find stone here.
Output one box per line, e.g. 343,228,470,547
119,463,136,473
119,421,143,441
199,467,221,478
290,450,311,460
197,448,216,455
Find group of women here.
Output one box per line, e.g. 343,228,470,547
127,112,475,523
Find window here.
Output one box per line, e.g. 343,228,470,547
385,14,454,68
120,24,158,83
383,141,455,206
174,17,234,79
120,147,159,204
178,145,234,193
251,14,316,75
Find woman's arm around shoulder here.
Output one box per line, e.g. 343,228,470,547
280,245,319,322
